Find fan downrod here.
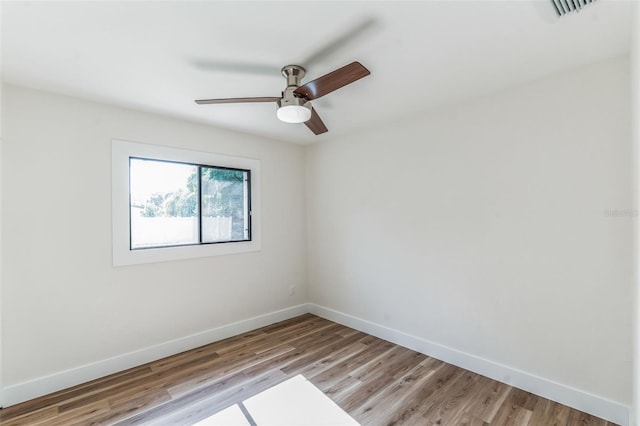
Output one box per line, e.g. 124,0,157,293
281,65,306,87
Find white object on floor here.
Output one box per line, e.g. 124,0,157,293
193,403,251,426
243,374,360,425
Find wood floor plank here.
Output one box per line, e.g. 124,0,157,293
457,411,491,426
462,375,511,423
279,330,368,376
0,406,59,426
350,345,414,382
225,318,338,356
353,358,444,425
324,375,362,400
551,400,573,425
309,337,395,391
490,403,533,426
568,409,609,426
375,363,464,425
423,371,484,425
166,344,296,398
299,340,370,379
0,364,156,421
509,388,538,411
0,314,619,426
404,368,471,424
44,400,111,426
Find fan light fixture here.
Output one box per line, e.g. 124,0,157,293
277,104,312,123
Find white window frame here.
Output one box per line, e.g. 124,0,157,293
112,139,261,266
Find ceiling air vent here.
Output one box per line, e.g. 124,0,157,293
551,0,597,16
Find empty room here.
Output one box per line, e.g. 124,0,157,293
1,0,639,425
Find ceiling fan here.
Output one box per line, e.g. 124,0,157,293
195,61,370,135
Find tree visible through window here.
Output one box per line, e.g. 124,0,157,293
129,158,250,249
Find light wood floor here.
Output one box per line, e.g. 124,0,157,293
0,314,617,425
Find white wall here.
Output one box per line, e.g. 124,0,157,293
1,84,307,399
306,57,633,415
0,6,4,401
632,2,640,424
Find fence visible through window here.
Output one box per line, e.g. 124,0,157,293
129,157,250,250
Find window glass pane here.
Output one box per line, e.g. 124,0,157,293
130,159,199,249
201,167,250,243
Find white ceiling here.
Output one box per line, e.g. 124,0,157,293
1,1,633,144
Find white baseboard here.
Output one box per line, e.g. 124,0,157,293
2,304,310,408
308,303,630,426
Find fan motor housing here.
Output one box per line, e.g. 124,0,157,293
281,65,306,87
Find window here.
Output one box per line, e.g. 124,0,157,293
129,158,251,249
112,140,260,266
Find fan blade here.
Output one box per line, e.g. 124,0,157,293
300,17,378,68
195,97,280,105
304,108,328,135
294,62,370,100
